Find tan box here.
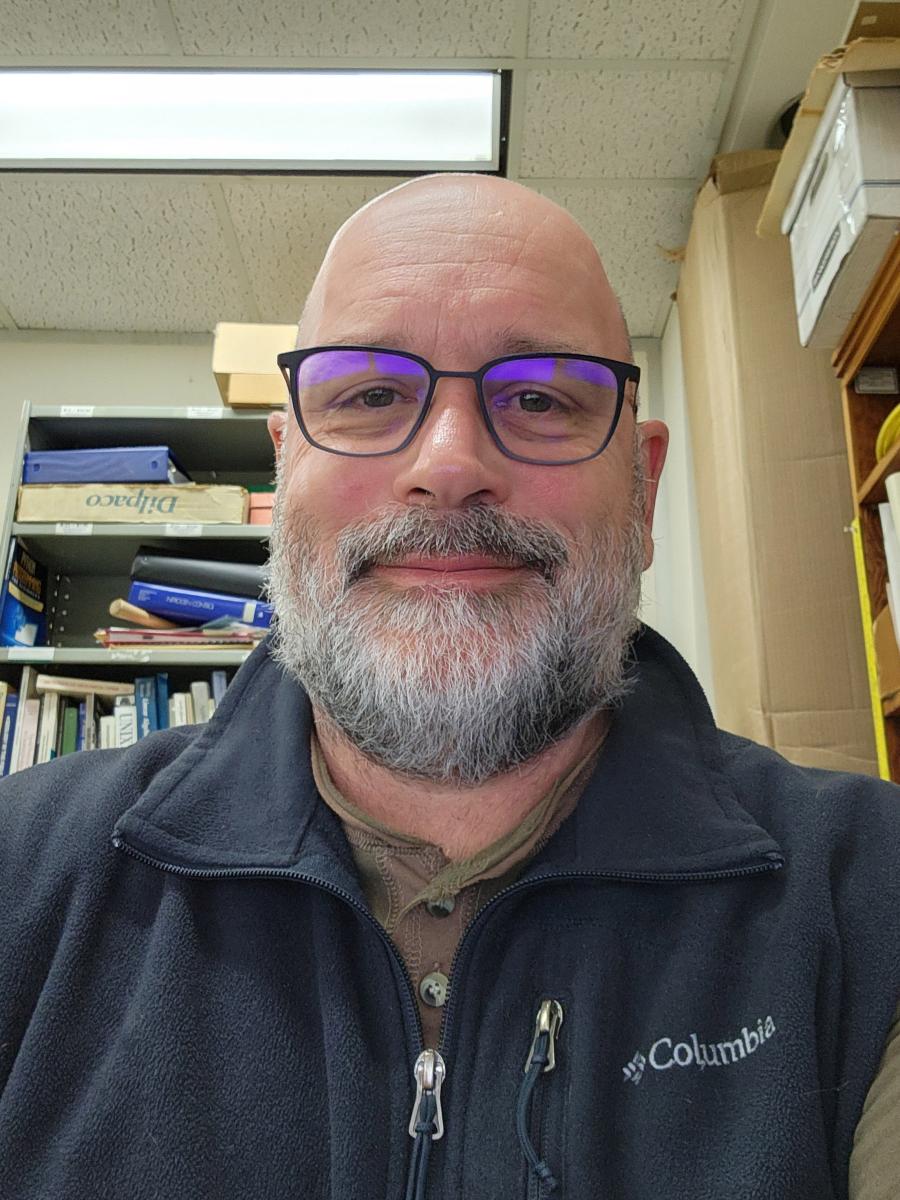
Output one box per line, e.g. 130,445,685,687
212,322,295,409
677,150,877,775
16,483,249,525
873,605,900,703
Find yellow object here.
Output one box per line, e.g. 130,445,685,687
212,323,294,409
851,518,890,778
875,403,900,462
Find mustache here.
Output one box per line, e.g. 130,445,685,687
334,505,570,587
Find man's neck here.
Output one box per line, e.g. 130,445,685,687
312,709,609,861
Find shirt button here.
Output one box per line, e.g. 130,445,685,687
425,896,456,918
419,971,449,1008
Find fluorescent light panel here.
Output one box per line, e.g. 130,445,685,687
0,69,501,171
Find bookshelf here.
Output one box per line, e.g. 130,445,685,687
0,403,274,686
833,234,900,781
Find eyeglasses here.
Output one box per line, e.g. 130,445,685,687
277,346,640,466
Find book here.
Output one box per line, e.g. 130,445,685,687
14,698,41,772
210,670,228,707
76,700,86,752
1,694,19,776
169,693,192,727
99,715,117,749
36,674,135,699
134,676,159,738
22,447,190,485
879,502,900,645
155,672,170,731
36,690,61,764
130,547,266,600
94,625,263,648
113,697,138,749
127,581,273,629
59,703,79,757
83,694,98,752
190,680,211,724
0,541,49,649
9,666,39,773
17,483,249,525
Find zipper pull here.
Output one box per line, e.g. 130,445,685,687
524,999,564,1074
408,1049,446,1141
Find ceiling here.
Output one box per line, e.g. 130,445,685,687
0,0,857,340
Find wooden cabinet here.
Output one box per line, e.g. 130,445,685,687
833,235,900,780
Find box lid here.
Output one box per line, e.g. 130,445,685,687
758,36,900,238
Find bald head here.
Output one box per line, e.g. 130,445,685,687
298,174,632,366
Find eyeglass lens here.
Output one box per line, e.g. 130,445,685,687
294,349,620,461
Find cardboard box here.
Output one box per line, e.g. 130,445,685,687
16,484,249,525
212,323,295,409
248,493,275,526
781,82,900,347
678,150,877,775
873,603,900,703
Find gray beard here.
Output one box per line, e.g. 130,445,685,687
267,447,646,785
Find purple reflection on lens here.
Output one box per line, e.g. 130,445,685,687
298,349,428,390
560,358,616,388
484,356,617,389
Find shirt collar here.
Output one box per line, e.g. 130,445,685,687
114,626,782,886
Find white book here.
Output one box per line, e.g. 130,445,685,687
879,501,900,646
113,698,138,749
171,693,190,727
190,681,211,724
36,691,60,764
14,698,41,772
9,666,38,774
99,715,117,749
168,696,178,728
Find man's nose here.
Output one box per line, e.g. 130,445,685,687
390,377,512,509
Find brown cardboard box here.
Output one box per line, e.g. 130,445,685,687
16,483,249,524
677,150,877,774
212,322,295,409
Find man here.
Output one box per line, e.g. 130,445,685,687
1,175,898,1200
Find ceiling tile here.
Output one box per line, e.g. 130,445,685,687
168,0,518,56
519,68,723,179
0,176,255,331
221,177,409,323
1,0,170,55
527,0,746,60
532,182,696,337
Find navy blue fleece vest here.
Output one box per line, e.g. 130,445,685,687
0,626,898,1199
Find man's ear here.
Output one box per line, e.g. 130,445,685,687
637,419,669,571
268,411,287,466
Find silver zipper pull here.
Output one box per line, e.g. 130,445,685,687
408,1049,446,1141
524,999,564,1074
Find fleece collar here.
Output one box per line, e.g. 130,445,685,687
113,626,783,887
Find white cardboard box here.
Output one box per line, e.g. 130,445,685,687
782,80,900,347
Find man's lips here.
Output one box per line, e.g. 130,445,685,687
376,555,523,572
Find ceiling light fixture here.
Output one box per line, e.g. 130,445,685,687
0,69,503,173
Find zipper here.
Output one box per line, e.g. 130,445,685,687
405,1049,446,1200
518,1000,564,1197
114,835,782,1200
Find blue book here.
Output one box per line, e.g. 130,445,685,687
0,541,49,649
211,670,228,707
22,446,190,485
134,676,159,739
0,695,19,776
155,672,170,731
75,701,86,752
127,581,273,629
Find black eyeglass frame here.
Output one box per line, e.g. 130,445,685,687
277,345,640,466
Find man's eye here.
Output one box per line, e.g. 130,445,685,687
516,390,555,413
355,387,397,408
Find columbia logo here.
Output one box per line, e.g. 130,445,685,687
622,1052,646,1085
623,1015,776,1084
